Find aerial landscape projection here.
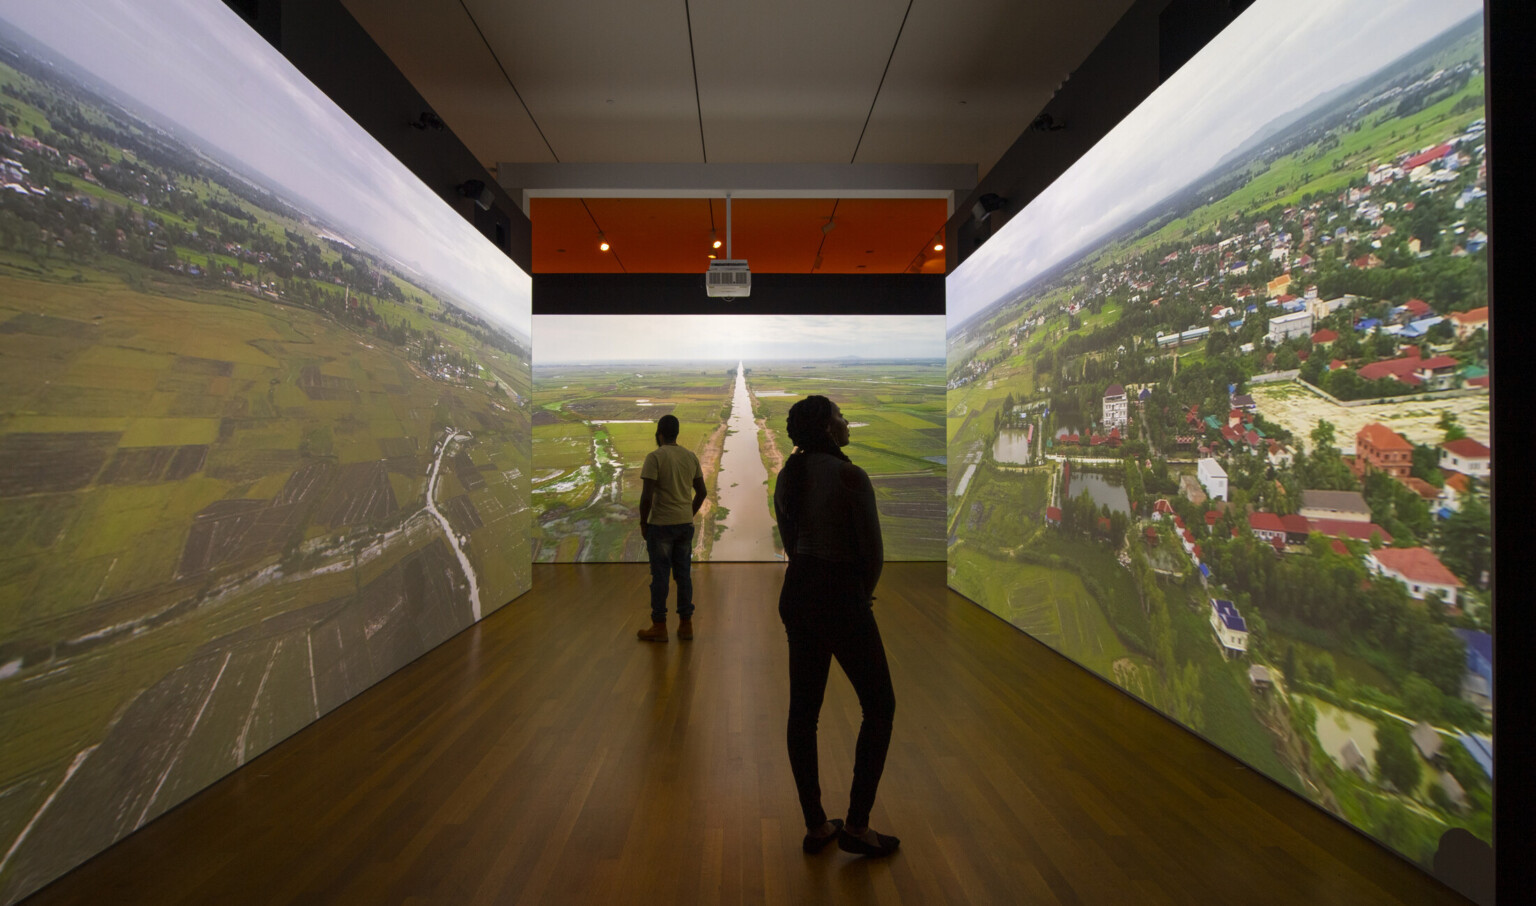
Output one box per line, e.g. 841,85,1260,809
533,314,945,561
0,2,532,902
947,0,1491,876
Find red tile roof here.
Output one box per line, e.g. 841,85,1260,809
1357,356,1422,383
1373,546,1462,587
1443,437,1491,459
1280,514,1311,535
1046,506,1061,522
1401,476,1440,500
1357,423,1412,452
1249,512,1284,533
1313,518,1394,544
1312,328,1338,343
1403,143,1453,170
1205,510,1219,525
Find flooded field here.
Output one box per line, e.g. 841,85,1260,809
712,366,778,560
1063,470,1131,515
992,428,1031,464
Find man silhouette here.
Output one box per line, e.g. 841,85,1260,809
637,413,707,641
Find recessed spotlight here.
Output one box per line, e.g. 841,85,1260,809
933,243,944,251
556,248,566,253
865,249,874,254
708,254,717,259
857,264,867,269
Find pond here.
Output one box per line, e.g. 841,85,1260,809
1303,696,1383,773
992,428,1031,464
1063,470,1130,515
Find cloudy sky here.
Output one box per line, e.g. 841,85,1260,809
534,314,945,363
0,0,531,339
946,0,1483,330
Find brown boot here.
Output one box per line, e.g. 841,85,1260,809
637,621,667,642
677,618,693,640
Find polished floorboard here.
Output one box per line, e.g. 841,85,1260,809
27,563,1468,904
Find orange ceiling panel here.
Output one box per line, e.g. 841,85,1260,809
530,197,948,274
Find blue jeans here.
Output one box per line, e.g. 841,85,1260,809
646,523,695,622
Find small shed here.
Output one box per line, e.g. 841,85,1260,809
1411,721,1444,763
1438,771,1468,812
1340,739,1371,778
1248,664,1273,694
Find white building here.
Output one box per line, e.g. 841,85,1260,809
1367,547,1462,609
1197,457,1228,501
1440,438,1491,478
1299,489,1371,524
1210,598,1248,658
1102,383,1128,429
1307,294,1355,321
1266,310,1314,345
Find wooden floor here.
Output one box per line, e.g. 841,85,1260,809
26,563,1469,905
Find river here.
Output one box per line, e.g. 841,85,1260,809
710,364,779,560
426,428,482,619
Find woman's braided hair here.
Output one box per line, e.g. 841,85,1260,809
785,395,849,460
777,395,850,530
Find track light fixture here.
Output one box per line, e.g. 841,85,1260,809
710,229,721,249
598,231,610,252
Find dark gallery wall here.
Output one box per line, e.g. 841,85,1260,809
226,0,533,271
1484,0,1534,901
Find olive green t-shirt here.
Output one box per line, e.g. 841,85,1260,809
641,443,703,526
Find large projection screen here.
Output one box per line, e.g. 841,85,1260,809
534,314,946,562
0,2,532,902
946,0,1491,884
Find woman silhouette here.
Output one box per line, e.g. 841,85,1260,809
773,395,899,857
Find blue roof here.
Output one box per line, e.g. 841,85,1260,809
1212,598,1246,632
1356,318,1382,331
1228,319,1244,330
1199,563,1211,578
1453,628,1493,680
1458,732,1493,779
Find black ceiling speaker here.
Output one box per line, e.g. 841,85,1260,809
971,193,1007,223
457,179,494,212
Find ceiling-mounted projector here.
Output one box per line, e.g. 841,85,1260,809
706,259,751,298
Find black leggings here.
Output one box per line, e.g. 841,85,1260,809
779,556,895,830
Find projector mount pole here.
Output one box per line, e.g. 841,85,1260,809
726,192,732,259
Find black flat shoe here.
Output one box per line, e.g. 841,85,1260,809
837,827,900,857
802,818,843,853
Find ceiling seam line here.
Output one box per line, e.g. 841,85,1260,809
811,199,840,272
684,0,708,163
455,0,560,163
579,199,626,274
849,0,915,164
